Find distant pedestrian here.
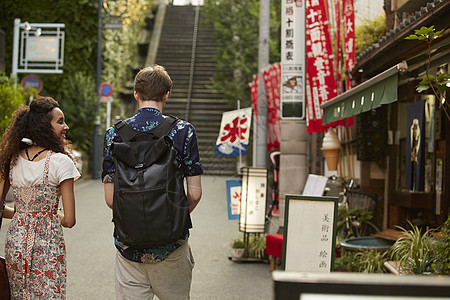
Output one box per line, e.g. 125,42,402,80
0,96,80,299
102,64,203,299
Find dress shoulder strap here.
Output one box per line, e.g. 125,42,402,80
42,150,53,185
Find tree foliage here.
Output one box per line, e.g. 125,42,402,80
355,14,385,57
201,0,280,107
0,0,152,166
0,74,27,136
405,26,450,119
0,0,98,156
102,0,151,91
58,72,97,154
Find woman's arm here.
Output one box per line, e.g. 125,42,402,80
59,178,76,228
0,179,14,219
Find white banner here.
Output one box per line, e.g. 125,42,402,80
281,0,306,119
215,107,252,156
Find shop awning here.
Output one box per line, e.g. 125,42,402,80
321,61,408,125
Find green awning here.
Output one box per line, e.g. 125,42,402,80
321,62,407,125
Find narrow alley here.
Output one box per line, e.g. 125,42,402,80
1,176,274,299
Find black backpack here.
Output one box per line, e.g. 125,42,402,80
111,116,189,248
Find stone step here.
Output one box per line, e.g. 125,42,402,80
166,98,230,106
155,5,235,175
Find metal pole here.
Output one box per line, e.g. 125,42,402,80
106,101,111,129
12,18,20,78
254,0,270,167
92,0,103,179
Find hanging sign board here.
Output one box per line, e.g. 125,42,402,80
12,19,65,75
26,36,59,61
282,195,338,272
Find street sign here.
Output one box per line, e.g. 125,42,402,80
104,16,123,30
99,82,113,97
21,74,43,92
100,96,113,103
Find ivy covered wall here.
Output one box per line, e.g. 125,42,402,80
0,0,152,174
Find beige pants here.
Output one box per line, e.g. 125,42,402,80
114,241,195,300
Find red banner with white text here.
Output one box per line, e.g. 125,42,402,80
335,0,342,94
250,75,258,117
306,0,346,132
263,63,281,151
250,64,281,152
343,0,355,89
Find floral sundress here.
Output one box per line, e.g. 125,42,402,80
5,151,66,299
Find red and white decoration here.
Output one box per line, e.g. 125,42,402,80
343,0,355,89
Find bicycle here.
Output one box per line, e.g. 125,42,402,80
337,184,381,239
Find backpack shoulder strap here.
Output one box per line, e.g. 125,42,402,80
113,120,139,142
150,115,179,138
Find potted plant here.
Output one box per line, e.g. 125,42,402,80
230,238,247,258
248,234,266,259
335,247,389,273
388,221,435,274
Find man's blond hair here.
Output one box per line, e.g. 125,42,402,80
134,65,173,102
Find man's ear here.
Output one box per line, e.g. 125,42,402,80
163,91,170,101
134,91,140,101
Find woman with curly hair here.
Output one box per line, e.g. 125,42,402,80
0,96,80,299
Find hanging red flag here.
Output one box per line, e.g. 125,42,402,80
250,75,258,118
263,63,281,151
335,0,342,94
306,0,346,132
343,0,355,89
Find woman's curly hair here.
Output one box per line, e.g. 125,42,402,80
0,96,73,179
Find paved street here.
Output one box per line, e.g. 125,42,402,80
1,175,274,299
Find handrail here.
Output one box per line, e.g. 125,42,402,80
185,4,200,121
145,2,167,66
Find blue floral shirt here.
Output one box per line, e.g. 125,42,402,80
102,107,203,263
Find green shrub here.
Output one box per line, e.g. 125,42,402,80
354,249,389,273
432,217,450,275
0,73,27,136
335,248,388,273
230,238,246,249
249,234,266,259
57,72,97,155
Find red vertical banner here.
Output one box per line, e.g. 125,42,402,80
250,75,258,118
263,63,281,151
343,0,355,89
335,0,342,94
306,0,343,133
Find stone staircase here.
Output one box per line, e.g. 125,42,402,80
154,5,237,176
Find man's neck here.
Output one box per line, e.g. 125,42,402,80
138,100,164,112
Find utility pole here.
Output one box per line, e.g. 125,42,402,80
92,0,103,179
254,0,270,167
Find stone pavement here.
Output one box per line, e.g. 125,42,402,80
0,175,274,299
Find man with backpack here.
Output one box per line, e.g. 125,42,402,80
102,64,203,299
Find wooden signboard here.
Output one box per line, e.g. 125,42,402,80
282,195,338,272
